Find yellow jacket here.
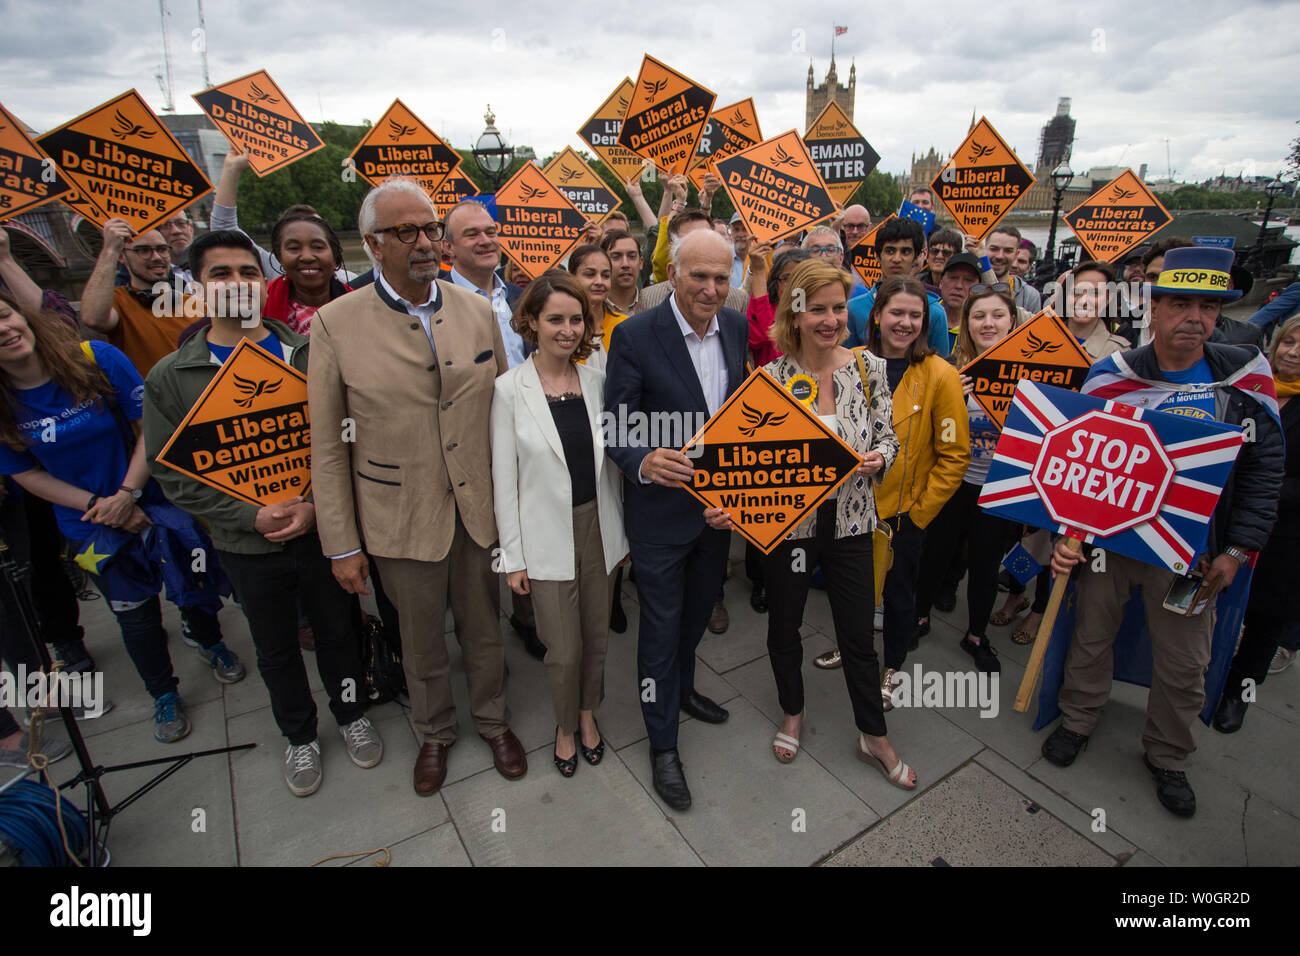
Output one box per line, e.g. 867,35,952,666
875,354,970,527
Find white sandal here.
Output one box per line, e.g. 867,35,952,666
772,732,800,764
856,735,917,790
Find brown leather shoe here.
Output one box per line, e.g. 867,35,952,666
413,741,452,796
707,601,729,634
485,730,528,779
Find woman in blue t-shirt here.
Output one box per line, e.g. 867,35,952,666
0,292,241,744
913,286,1021,673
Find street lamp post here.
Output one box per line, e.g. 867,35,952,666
1044,162,1074,273
472,105,514,192
1246,175,1286,277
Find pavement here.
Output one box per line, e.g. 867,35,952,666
10,538,1300,868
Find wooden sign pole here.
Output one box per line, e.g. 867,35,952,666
1013,536,1083,713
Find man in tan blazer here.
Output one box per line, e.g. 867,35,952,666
309,179,527,795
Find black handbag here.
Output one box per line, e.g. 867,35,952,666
359,613,406,704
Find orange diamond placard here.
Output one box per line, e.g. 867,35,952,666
495,164,587,281
847,215,896,289
1064,169,1172,263
542,147,620,224
617,56,715,175
577,78,646,186
37,90,213,232
958,310,1093,428
804,100,879,205
433,172,479,218
687,98,763,192
0,102,74,219
193,70,324,176
155,338,311,506
348,98,461,199
716,130,836,244
680,368,862,553
930,117,1034,242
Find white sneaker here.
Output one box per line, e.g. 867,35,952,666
339,716,384,769
873,606,884,631
284,740,322,797
1269,647,1296,675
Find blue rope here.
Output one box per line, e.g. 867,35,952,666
0,779,87,866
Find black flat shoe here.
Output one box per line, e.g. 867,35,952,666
1143,753,1196,817
681,691,729,724
750,583,767,613
510,615,547,661
554,729,577,778
1213,694,1249,734
580,723,605,765
1041,724,1090,767
651,747,691,811
960,634,1001,673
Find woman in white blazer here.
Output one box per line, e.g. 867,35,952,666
491,271,629,778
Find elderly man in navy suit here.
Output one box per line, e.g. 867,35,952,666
604,228,749,810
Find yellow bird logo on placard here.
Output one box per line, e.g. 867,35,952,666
233,375,282,409
728,109,751,128
771,144,797,168
246,81,281,105
1020,332,1062,359
738,403,788,437
519,184,548,201
642,78,668,99
110,109,154,140
388,119,417,140
1108,185,1136,201
557,165,581,184
967,141,995,162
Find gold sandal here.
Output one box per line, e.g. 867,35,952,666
989,595,1029,626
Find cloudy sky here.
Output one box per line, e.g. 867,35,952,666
2,0,1296,184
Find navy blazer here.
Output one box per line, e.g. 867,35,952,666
604,297,749,545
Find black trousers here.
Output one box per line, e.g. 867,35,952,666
881,513,925,670
764,501,886,737
630,527,730,751
1228,537,1299,689
217,534,367,745
916,482,1010,641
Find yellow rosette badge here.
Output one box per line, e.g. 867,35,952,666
786,374,817,408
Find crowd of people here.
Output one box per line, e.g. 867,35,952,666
0,161,1295,826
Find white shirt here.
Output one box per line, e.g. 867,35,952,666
669,292,726,415
449,266,526,368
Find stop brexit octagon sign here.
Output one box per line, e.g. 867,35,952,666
979,381,1244,574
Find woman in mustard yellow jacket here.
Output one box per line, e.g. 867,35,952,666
865,277,970,705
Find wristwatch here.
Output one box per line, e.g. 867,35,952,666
1224,546,1250,566
120,484,143,500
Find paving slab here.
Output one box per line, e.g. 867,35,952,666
823,762,1116,867
441,743,700,866
1185,702,1300,820
342,821,472,867
229,690,437,866
1242,792,1300,866
622,697,876,866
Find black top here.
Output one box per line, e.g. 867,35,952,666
548,396,596,506
884,356,909,394
1274,398,1300,540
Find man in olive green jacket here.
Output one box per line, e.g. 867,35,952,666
143,229,382,798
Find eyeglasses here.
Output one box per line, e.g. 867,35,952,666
374,222,445,244
970,283,1011,294
126,244,170,257
808,245,843,257
929,246,956,258
844,222,871,233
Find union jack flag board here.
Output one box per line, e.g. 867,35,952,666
978,381,1244,573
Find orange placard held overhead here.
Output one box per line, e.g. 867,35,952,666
0,103,74,219
154,339,312,507
192,70,323,176
958,309,1093,428
679,368,862,553
494,164,586,281
542,147,620,224
347,98,461,199
715,130,836,244
687,99,763,192
37,90,213,233
847,215,896,289
60,189,109,224
804,100,880,206
577,78,645,186
930,117,1034,242
433,172,479,218
1064,169,1172,264
617,56,715,176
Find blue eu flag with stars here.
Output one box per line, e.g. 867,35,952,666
898,200,934,236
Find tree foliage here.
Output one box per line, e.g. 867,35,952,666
234,121,370,232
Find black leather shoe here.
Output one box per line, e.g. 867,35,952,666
1213,694,1249,734
750,584,767,613
960,634,1001,673
509,615,547,661
681,691,729,723
1143,753,1196,817
651,748,691,810
1041,724,1090,767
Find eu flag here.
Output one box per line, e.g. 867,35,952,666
897,200,934,236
